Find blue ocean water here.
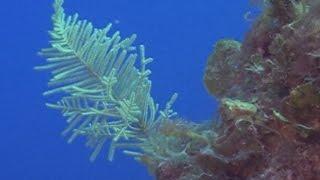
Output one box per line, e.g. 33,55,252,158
0,0,251,179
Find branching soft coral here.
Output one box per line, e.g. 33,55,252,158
37,0,178,162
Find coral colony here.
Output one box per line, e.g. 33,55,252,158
38,0,320,179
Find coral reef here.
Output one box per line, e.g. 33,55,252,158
38,0,320,179
161,0,320,179
140,0,320,179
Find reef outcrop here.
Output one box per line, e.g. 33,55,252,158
154,0,320,179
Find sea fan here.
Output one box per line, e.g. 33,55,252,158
36,0,178,161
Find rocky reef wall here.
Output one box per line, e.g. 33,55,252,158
152,0,320,179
